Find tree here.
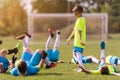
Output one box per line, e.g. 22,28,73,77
33,0,68,13
0,0,27,36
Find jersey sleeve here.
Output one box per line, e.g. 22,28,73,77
90,70,101,74
27,65,40,75
10,67,19,76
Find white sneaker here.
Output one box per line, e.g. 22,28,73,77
77,68,82,72
74,68,82,72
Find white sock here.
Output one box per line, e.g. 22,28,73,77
45,36,52,50
100,49,105,59
54,34,60,49
73,52,78,62
117,60,120,64
23,36,29,48
91,57,99,63
76,52,84,67
45,57,51,66
100,59,105,66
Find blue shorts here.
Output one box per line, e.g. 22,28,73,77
21,51,32,63
110,56,118,65
46,49,60,62
29,51,42,66
73,46,84,53
82,56,92,63
72,56,92,64
21,51,42,66
0,56,9,71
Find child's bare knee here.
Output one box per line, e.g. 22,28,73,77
36,49,43,54
24,48,32,53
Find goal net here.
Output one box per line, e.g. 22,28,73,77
28,13,108,42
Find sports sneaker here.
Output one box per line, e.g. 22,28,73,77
0,40,2,45
57,30,60,35
8,48,18,55
100,41,105,49
46,62,57,69
48,28,54,38
77,68,82,72
13,48,18,54
16,35,25,40
74,68,82,72
24,31,31,38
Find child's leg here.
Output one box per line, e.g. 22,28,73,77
75,52,84,67
23,36,30,48
86,56,99,63
46,36,52,50
53,30,60,50
45,57,51,66
91,56,99,63
73,52,78,63
45,57,57,68
49,30,61,62
29,49,43,66
21,48,33,63
46,28,54,50
100,41,105,66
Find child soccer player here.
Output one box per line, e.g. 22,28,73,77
67,5,86,70
45,28,63,63
80,41,120,76
10,32,57,76
10,48,49,76
0,47,18,73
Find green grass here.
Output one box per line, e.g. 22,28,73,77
1,34,120,80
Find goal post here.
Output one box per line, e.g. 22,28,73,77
28,13,108,42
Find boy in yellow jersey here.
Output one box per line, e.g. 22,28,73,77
67,5,86,70
80,41,120,76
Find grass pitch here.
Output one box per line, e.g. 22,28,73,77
0,34,120,80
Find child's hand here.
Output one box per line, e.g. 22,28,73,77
80,40,85,46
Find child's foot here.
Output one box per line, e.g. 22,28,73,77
16,35,25,40
77,68,82,72
100,41,105,49
57,30,61,35
24,31,31,38
0,40,2,45
48,28,54,38
8,48,18,55
74,68,82,72
13,48,18,54
46,62,57,69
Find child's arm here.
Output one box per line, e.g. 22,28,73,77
9,55,17,70
80,66,91,74
66,30,74,45
112,72,120,76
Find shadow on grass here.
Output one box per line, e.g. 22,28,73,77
29,72,63,77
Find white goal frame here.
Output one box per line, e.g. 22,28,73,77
28,13,108,42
